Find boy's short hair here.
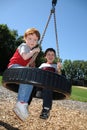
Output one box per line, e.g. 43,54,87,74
24,28,40,41
44,48,56,56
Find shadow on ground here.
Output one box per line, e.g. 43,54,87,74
0,120,19,130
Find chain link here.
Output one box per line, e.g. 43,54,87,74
53,10,60,60
39,11,53,45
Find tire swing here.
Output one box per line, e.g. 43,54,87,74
2,0,72,100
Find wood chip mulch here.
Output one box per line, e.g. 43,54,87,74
0,86,87,130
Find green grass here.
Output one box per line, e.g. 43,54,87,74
0,76,87,102
70,86,87,102
0,76,2,85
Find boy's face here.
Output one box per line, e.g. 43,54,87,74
25,34,38,49
45,51,55,64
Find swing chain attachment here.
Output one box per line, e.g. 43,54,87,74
52,0,57,7
51,0,57,13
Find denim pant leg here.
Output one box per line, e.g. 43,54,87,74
42,88,53,109
18,83,33,103
9,64,33,103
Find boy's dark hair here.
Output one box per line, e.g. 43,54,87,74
44,48,56,56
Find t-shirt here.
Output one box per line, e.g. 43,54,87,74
18,43,31,55
39,63,57,73
8,43,31,67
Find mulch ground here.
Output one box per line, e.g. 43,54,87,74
0,86,87,130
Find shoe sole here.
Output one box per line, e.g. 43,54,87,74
40,115,49,119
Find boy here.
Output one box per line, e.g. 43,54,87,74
39,48,62,119
8,28,40,121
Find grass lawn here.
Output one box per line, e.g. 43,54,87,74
0,76,87,102
0,76,2,85
70,86,87,102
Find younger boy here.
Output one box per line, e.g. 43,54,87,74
39,48,62,119
8,28,40,121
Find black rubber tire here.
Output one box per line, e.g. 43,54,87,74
2,67,72,99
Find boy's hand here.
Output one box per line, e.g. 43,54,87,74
31,44,39,50
29,62,36,67
57,62,62,75
57,62,62,69
33,47,40,53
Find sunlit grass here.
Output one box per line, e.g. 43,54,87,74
0,76,2,85
70,86,87,102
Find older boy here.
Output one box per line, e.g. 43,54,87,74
8,28,40,121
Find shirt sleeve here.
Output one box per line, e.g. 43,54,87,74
18,43,30,55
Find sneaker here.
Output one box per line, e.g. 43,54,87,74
40,108,50,119
13,102,29,121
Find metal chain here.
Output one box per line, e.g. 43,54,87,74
27,52,38,66
53,9,60,60
39,11,53,45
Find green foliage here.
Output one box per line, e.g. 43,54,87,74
63,60,87,80
70,86,87,102
0,24,18,72
15,36,24,49
0,24,23,72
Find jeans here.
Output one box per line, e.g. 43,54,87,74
10,64,33,103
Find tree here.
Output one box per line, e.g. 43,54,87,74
0,24,18,73
63,60,87,81
63,60,73,79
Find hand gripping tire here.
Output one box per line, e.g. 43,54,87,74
2,67,72,100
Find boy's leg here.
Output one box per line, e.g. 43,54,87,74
10,64,34,121
42,88,53,109
18,84,33,102
40,88,53,119
13,84,33,121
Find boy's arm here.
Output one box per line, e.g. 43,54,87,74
22,47,40,60
57,62,62,75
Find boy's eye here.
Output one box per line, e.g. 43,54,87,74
28,38,38,43
47,54,55,57
34,39,38,42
